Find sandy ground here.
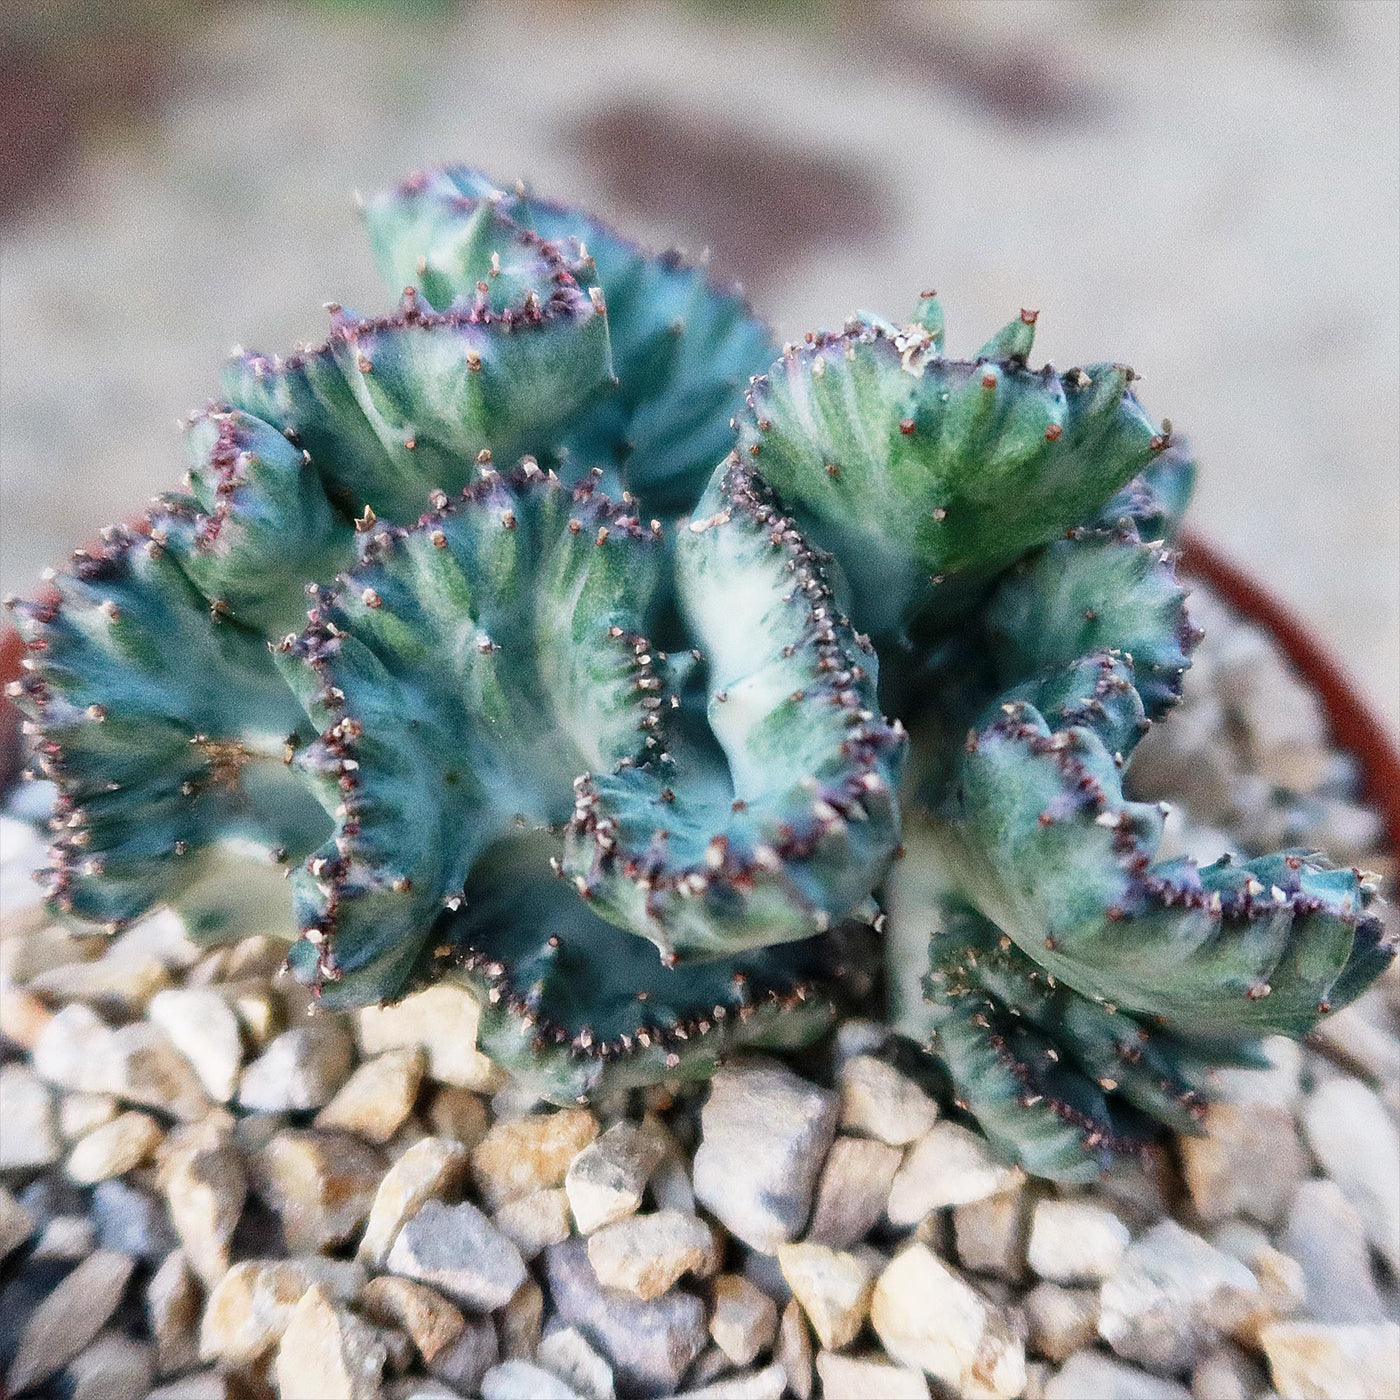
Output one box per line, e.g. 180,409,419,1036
2,0,1396,729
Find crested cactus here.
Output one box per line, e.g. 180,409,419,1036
6,169,1391,1164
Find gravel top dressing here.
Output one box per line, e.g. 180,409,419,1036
1,581,1395,1400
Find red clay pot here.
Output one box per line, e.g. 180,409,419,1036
1,535,1397,859
1177,530,1400,862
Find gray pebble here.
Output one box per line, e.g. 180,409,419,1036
693,1062,838,1253
386,1199,526,1311
1098,1221,1259,1373
91,1179,177,1261
544,1237,707,1395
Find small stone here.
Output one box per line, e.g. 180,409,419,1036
709,1273,778,1366
1258,1319,1400,1400
358,1136,470,1268
1098,1220,1260,1373
806,1135,902,1249
0,1185,35,1260
58,1091,119,1140
777,1242,874,1351
275,1284,387,1400
4,1248,135,1395
1190,1342,1265,1400
34,1007,210,1122
776,1299,814,1398
254,1128,385,1253
870,1243,1025,1399
838,1055,940,1145
495,1186,573,1260
199,1257,364,1366
386,1197,527,1310
106,907,205,970
482,1359,581,1399
815,1351,931,1399
675,1362,788,1399
538,1324,616,1400
500,1276,545,1359
954,1185,1027,1280
693,1061,839,1252
1043,1351,1192,1400
238,1021,354,1113
566,1119,668,1233
314,1047,425,1144
1301,1077,1400,1273
360,1276,464,1363
1240,1241,1306,1345
91,1178,178,1260
160,1135,247,1288
886,1121,1020,1225
1280,1178,1386,1323
425,1084,490,1149
587,1208,717,1300
148,989,245,1103
1209,1224,1305,1346
1028,1198,1130,1284
31,1212,95,1260
357,984,505,1090
65,1109,162,1183
0,1063,61,1171
108,1024,212,1121
1180,1100,1305,1225
146,1250,203,1376
472,1107,600,1209
544,1237,708,1394
1022,1282,1099,1363
28,949,172,1012
63,1330,155,1400
225,984,280,1049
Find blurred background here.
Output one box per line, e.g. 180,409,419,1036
1,0,1396,728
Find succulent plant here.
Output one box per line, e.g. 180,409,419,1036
7,168,1390,1170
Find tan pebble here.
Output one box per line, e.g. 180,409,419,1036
274,1284,387,1400
314,1047,426,1144
471,1108,599,1208
66,1110,163,1184
360,1276,466,1363
777,1242,875,1351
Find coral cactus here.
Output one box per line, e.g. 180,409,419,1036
7,168,1390,1171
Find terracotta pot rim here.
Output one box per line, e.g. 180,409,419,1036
2,533,1397,859
1177,528,1400,863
